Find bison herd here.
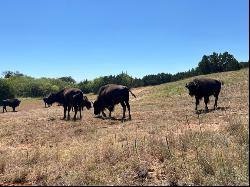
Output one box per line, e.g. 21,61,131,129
0,78,223,120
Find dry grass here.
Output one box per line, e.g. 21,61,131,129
0,68,249,186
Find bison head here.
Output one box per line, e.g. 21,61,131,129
16,99,21,106
93,100,102,115
82,96,92,110
46,93,57,105
86,101,92,110
185,81,199,97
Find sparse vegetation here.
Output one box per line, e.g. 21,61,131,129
0,68,248,186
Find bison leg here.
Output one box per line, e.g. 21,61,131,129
63,105,67,119
12,107,16,112
73,105,78,121
121,102,126,119
125,101,131,120
195,96,200,110
3,106,6,113
79,106,82,119
108,110,112,118
214,93,219,109
67,106,71,120
204,97,209,111
102,110,107,118
108,105,114,118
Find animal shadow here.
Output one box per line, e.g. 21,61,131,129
94,115,130,123
216,106,230,111
195,106,229,114
60,117,82,121
2,110,18,113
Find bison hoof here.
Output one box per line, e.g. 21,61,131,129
121,117,127,123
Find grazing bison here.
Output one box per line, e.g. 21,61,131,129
46,88,91,120
2,98,21,113
93,84,136,120
185,78,223,111
43,95,52,108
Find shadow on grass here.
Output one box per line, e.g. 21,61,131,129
58,117,83,122
1,110,19,113
94,115,131,123
196,106,230,114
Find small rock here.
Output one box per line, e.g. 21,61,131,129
137,168,148,179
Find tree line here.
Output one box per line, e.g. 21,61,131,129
0,51,248,101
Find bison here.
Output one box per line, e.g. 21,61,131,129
72,93,92,111
93,84,136,120
2,98,21,113
46,88,91,120
43,95,52,108
185,78,223,112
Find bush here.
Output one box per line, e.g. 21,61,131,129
4,76,75,98
0,78,15,104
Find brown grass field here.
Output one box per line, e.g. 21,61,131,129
0,68,249,186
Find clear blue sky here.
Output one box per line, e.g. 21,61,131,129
0,0,249,82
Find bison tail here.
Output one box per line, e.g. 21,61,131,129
129,89,136,98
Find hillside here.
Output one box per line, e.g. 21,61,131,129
0,68,249,186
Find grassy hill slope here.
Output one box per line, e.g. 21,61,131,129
0,68,248,186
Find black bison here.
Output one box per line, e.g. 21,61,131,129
43,95,52,108
46,88,92,120
93,84,136,120
2,98,21,113
185,78,223,111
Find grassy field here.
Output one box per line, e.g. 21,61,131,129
0,68,249,186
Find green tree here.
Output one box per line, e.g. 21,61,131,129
239,61,249,68
0,79,15,104
197,55,212,74
197,52,241,74
58,76,76,84
220,52,240,71
2,71,24,78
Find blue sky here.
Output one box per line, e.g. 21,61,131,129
0,0,249,82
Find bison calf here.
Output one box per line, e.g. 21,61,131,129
2,98,21,113
185,78,223,112
43,97,52,108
